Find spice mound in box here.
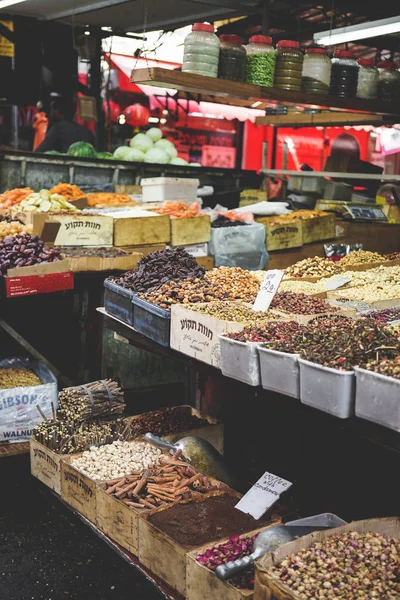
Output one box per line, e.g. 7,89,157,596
148,494,273,550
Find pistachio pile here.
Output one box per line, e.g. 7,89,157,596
187,301,278,324
285,257,343,279
340,250,383,265
271,531,400,600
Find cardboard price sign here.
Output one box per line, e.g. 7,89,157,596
252,270,284,311
236,471,293,520
0,21,14,58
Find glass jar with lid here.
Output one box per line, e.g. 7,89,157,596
244,35,276,87
182,23,220,77
329,50,358,98
301,47,331,94
377,61,400,103
274,40,304,91
218,34,246,82
356,59,379,99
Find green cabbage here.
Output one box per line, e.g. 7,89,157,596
113,146,132,160
130,133,153,152
154,138,175,151
144,147,170,164
125,148,145,162
165,145,178,160
169,157,188,165
146,127,163,142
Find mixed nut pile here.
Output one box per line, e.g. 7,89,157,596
205,267,261,302
285,257,343,279
335,283,400,304
139,277,222,309
0,220,31,241
60,246,128,258
339,249,383,266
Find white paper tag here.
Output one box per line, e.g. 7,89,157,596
235,471,293,520
322,276,351,292
252,270,284,312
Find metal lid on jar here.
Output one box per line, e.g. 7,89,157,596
277,40,300,49
220,34,242,44
377,61,398,70
192,23,215,32
249,35,272,44
357,58,375,67
306,46,327,54
333,50,355,59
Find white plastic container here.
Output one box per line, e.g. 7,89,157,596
355,367,400,432
259,347,300,399
299,358,355,418
219,336,260,386
141,177,199,203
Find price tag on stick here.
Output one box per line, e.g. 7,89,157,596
252,270,284,312
235,471,292,520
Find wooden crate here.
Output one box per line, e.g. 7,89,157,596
186,526,268,600
65,252,141,273
119,243,166,255
301,213,335,244
256,217,303,252
254,517,400,600
139,491,241,596
196,255,214,270
30,437,63,495
170,215,211,247
113,213,170,247
61,454,98,524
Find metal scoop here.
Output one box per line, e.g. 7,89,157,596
144,433,239,490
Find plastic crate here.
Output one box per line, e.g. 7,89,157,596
219,336,260,386
355,367,400,432
259,347,300,399
132,296,170,346
104,279,135,326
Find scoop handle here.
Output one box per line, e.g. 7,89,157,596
215,549,261,580
144,432,176,452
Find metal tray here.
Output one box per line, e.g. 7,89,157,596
259,347,300,399
219,336,260,386
355,367,400,432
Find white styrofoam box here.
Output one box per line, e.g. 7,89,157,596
259,347,300,399
355,367,400,432
141,177,199,203
219,336,260,386
299,358,355,418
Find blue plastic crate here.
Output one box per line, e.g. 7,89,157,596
132,295,170,347
104,279,135,327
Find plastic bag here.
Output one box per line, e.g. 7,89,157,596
235,201,291,216
210,222,269,270
0,358,58,443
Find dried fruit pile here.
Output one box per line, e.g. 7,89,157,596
271,531,400,599
271,291,339,315
285,257,343,278
0,233,61,275
0,220,31,240
0,187,33,209
156,201,200,218
139,277,222,309
49,183,84,200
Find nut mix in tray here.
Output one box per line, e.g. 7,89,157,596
140,277,223,309
285,257,343,278
339,250,383,266
204,267,261,302
270,531,400,599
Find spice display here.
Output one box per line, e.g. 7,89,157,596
0,187,33,210
274,40,303,92
182,23,220,77
140,277,223,309
226,320,300,343
385,321,400,339
365,356,400,379
334,283,400,304
245,36,275,87
128,406,209,438
378,61,400,103
362,307,400,324
0,233,61,275
148,494,273,549
49,183,84,200
57,379,125,423
155,201,200,218
356,58,379,99
186,301,278,324
285,257,343,278
0,220,31,240
33,419,130,454
270,291,338,315
384,252,400,261
271,531,400,599
196,534,257,589
86,192,134,206
340,250,383,265
18,189,80,213
218,34,246,82
302,47,331,94
0,367,42,388
205,267,260,301
71,441,163,481
59,246,128,257
109,247,204,293
330,50,359,98
105,452,217,510
268,318,400,370
211,216,250,228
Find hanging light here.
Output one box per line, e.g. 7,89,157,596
314,16,400,46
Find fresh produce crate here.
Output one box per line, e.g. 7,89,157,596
258,348,300,399
30,438,63,495
301,213,335,244
219,337,261,386
355,367,400,432
299,358,355,418
112,211,170,247
254,517,400,600
61,454,98,524
186,526,269,600
256,217,303,252
170,215,211,247
131,296,170,347
104,279,136,327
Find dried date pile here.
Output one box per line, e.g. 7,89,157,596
270,291,339,315
109,247,204,292
271,531,400,599
0,233,61,275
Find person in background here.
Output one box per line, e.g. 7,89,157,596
32,102,48,150
35,96,95,153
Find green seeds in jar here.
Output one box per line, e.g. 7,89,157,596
245,35,276,87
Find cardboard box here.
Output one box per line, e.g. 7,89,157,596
61,455,98,524
39,215,114,247
4,259,73,297
30,438,63,495
256,217,303,251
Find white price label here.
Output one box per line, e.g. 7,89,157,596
235,471,292,520
252,270,284,312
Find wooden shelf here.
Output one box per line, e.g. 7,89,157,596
255,112,390,127
131,67,400,117
260,169,400,180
